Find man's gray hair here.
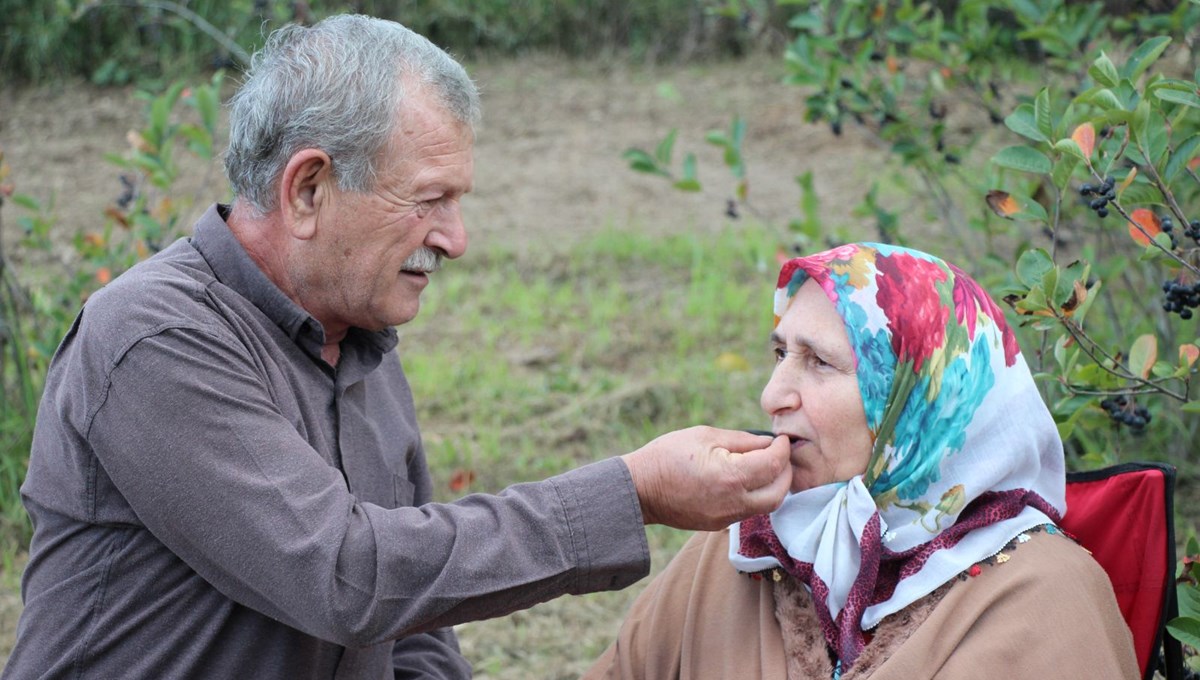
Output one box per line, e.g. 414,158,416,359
224,14,481,214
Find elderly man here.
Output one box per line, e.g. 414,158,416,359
4,15,789,679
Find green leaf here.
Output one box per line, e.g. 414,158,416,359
1127,334,1158,380
1051,154,1081,191
1004,105,1049,143
1120,36,1171,81
1167,617,1200,650
1139,232,1175,262
1085,88,1123,111
704,130,728,146
1151,361,1176,378
788,12,823,32
1088,53,1120,88
1183,401,1200,413
1156,89,1200,109
655,129,677,166
1040,267,1059,306
1178,582,1200,619
1132,98,1152,146
992,146,1052,174
1164,134,1200,183
1034,88,1053,140
622,148,669,177
195,85,218,134
10,193,40,211
1015,248,1054,287
1053,138,1085,160
1072,278,1101,325
673,153,701,192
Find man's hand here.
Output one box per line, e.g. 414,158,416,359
620,427,791,530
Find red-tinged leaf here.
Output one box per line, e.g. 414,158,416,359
1071,122,1096,159
95,267,112,285
775,247,790,266
1128,208,1162,246
104,206,130,228
1181,344,1200,370
1190,156,1200,171
1128,334,1157,380
448,468,476,493
985,190,1020,218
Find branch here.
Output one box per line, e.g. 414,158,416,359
76,0,251,68
1052,313,1187,401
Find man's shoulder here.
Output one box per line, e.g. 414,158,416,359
82,237,224,342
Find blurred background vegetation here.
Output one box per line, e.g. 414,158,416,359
2,0,1199,676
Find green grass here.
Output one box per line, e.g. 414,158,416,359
401,224,782,503
393,223,786,676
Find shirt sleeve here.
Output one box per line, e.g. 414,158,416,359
391,628,472,679
86,326,651,648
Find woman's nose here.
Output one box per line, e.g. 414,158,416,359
760,363,801,416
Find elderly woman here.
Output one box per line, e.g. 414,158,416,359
585,243,1137,679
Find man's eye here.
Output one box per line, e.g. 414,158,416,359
773,347,786,362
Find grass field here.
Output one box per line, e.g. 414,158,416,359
405,224,783,676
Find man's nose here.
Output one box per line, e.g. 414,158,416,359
427,201,468,259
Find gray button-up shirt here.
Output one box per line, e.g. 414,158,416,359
6,204,649,679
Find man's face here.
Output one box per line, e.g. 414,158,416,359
301,89,474,332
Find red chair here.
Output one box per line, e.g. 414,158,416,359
1061,462,1183,680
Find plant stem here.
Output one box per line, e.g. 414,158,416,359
77,0,251,67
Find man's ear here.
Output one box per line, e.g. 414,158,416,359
279,149,333,240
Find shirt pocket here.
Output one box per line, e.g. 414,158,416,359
393,475,415,508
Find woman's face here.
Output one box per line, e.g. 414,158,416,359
761,280,873,493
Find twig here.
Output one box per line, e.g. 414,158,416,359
1053,313,1187,401
1138,140,1192,230
76,0,251,67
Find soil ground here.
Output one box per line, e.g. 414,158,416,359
1,54,891,259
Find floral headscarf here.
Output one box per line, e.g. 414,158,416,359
729,243,1066,669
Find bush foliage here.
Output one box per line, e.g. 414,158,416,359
1,0,769,86
625,0,1200,664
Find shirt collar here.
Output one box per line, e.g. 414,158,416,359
190,204,399,362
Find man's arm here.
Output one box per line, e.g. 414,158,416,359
84,327,787,648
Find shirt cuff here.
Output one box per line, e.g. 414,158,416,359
551,457,651,594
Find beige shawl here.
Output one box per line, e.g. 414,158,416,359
584,528,1137,679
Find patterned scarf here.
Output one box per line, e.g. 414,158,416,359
729,243,1066,670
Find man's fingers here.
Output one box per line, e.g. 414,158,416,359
732,435,790,491
742,450,792,516
705,427,776,453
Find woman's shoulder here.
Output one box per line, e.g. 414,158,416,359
959,524,1106,589
931,523,1121,627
